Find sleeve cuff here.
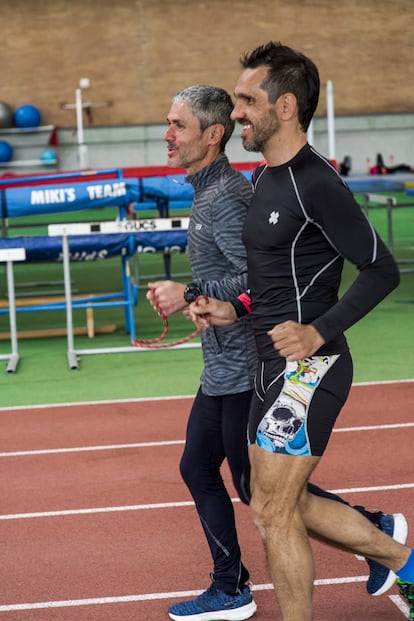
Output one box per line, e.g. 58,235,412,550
230,292,252,319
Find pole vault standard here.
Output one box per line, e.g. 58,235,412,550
59,79,112,170
48,217,200,371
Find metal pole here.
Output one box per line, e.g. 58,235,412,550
0,248,25,372
307,119,314,146
7,261,18,356
62,234,79,369
5,260,19,373
76,86,89,169
326,80,336,162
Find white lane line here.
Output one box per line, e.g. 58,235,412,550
328,482,414,494
1,421,413,458
389,594,410,617
1,483,414,521
0,501,195,520
0,440,185,458
0,395,195,412
0,378,412,412
0,577,369,611
334,422,414,433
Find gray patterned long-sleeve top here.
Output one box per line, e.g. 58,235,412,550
186,154,257,396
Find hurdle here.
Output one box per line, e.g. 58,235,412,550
362,193,396,252
48,216,200,370
0,247,26,373
362,193,414,273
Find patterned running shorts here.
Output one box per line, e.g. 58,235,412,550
248,352,353,456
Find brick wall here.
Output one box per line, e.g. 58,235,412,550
2,0,413,127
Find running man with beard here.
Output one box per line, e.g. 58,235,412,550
187,42,414,621
147,82,409,621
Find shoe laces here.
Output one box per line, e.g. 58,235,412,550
198,583,219,600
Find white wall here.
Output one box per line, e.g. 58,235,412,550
1,113,413,176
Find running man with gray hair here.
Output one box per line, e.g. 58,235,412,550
148,85,258,620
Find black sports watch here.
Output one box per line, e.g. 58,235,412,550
183,283,202,303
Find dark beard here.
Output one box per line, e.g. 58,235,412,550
241,135,262,152
241,110,280,153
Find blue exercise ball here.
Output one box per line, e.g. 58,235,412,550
13,104,42,128
40,148,57,165
0,140,13,162
0,101,13,128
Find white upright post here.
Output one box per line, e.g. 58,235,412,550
6,260,18,359
326,80,336,162
76,78,90,169
0,247,26,373
307,119,314,146
62,234,79,370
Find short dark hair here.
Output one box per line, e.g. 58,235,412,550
173,85,235,151
240,41,320,132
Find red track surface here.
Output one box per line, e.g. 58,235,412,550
0,381,413,620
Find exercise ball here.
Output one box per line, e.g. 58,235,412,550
0,141,13,162
13,104,42,128
0,102,13,128
40,148,57,165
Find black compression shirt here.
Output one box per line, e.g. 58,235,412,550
243,143,400,359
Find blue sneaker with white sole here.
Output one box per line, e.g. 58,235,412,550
366,512,408,596
168,582,257,621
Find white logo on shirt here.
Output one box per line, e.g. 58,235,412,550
269,211,280,225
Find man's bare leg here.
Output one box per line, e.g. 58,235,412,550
302,491,410,570
249,444,320,621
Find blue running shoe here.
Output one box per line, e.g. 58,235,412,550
366,512,408,596
168,583,257,621
397,579,414,619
